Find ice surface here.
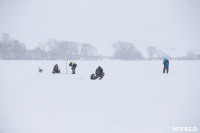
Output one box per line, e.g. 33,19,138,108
0,60,199,133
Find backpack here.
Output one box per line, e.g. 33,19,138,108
90,74,96,80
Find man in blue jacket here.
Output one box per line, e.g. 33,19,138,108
163,58,169,74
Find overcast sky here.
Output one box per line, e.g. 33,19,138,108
0,0,199,56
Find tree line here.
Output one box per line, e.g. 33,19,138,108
0,34,100,60
0,33,199,60
146,46,200,60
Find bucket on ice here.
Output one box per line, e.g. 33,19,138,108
39,68,43,73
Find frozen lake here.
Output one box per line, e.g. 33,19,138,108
0,60,199,133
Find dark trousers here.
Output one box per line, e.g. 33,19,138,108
163,66,169,74
72,66,76,74
96,72,104,79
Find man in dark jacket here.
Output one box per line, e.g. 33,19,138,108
69,62,77,74
52,64,60,73
163,58,169,74
95,66,104,78
91,66,104,80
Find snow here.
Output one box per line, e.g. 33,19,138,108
0,60,199,133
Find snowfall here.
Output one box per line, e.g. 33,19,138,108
0,60,199,133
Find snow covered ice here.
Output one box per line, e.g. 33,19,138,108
0,60,199,133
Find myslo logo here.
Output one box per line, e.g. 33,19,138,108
173,127,198,132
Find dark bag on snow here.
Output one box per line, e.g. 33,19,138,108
90,74,96,80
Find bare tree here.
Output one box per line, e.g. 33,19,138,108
112,41,143,60
80,44,97,59
0,33,26,60
31,47,47,60
155,50,171,60
146,46,157,60
47,39,58,60
187,51,196,60
46,40,80,60
57,41,79,60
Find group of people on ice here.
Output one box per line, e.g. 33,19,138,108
51,57,169,80
52,62,105,80
52,62,77,74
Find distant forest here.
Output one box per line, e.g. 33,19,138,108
0,33,200,60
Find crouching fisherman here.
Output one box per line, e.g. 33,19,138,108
52,64,60,73
69,62,77,74
91,66,105,80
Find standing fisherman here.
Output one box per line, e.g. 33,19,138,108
163,58,169,74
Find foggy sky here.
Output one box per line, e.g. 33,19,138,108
0,0,199,56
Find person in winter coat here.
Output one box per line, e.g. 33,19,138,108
91,66,105,80
69,62,77,74
52,64,60,73
163,58,169,74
